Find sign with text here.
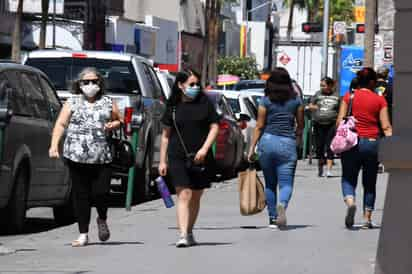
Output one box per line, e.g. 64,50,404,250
340,46,364,96
7,0,64,14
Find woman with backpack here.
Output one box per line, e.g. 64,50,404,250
337,68,392,229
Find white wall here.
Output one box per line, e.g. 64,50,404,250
248,21,268,70
123,0,179,23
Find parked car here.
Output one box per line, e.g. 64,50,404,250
155,69,175,100
214,90,257,161
24,50,167,202
0,62,74,233
231,80,266,91
205,91,246,179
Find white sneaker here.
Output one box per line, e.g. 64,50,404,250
326,170,332,178
176,235,189,248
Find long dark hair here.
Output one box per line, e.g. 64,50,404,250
265,68,295,103
168,69,201,106
72,67,105,99
356,67,377,89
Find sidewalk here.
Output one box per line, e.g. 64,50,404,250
0,160,388,274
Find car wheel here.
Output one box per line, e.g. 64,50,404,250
134,147,153,203
53,187,75,226
3,166,28,233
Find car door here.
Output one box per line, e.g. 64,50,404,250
38,75,68,200
139,63,164,168
0,72,24,205
145,65,166,168
16,71,55,202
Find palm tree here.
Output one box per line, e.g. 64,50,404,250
11,0,23,62
39,0,50,49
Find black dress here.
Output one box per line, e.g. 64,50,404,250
161,93,219,189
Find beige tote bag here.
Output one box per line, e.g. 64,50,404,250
238,168,266,216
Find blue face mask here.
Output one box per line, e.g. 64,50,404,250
185,86,200,99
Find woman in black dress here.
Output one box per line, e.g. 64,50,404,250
159,70,219,247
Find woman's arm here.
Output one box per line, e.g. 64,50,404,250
379,107,393,137
248,106,267,162
296,105,305,144
336,100,348,127
105,101,122,131
49,102,71,158
194,123,219,163
159,127,171,176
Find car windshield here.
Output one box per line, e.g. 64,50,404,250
226,98,241,113
26,58,140,94
233,81,265,91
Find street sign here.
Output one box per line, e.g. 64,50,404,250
354,6,366,23
383,44,393,64
333,21,346,35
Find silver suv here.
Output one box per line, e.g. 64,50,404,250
0,63,73,233
24,50,167,202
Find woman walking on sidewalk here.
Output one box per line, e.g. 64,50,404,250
307,77,340,178
159,70,219,247
337,68,392,229
49,68,121,246
248,68,304,228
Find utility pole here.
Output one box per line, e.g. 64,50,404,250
364,0,376,67
321,0,330,78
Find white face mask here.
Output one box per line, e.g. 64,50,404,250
80,83,100,98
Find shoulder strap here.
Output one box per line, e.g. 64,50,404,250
172,107,191,158
347,90,355,117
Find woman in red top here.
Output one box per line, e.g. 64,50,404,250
336,68,392,229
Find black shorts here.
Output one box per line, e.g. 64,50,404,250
167,157,213,190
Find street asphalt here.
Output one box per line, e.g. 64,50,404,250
0,160,388,274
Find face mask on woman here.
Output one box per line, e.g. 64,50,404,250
81,83,100,98
184,85,200,99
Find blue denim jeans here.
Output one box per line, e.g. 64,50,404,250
341,138,379,211
258,133,297,219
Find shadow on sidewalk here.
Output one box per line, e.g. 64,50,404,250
86,241,144,246
278,225,313,231
168,226,267,231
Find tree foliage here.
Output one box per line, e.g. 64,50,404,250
217,56,259,80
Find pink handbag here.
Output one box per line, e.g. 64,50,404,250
330,92,358,154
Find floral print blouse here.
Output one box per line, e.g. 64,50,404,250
63,95,113,164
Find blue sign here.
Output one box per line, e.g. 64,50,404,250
340,46,364,96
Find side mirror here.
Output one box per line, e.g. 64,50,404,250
237,113,251,122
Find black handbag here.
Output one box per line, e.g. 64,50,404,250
108,125,135,169
172,108,206,174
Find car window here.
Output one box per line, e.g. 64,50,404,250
148,67,164,98
226,98,241,113
141,64,158,98
243,97,257,120
251,95,263,106
39,76,61,120
26,57,141,95
0,73,11,108
20,72,49,120
220,96,234,117
4,71,31,116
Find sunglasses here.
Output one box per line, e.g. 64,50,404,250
80,79,100,85
189,83,199,87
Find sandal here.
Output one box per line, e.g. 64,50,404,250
97,217,110,242
71,234,88,247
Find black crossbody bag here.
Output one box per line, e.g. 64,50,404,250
172,108,206,173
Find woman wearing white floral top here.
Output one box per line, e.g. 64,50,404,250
49,68,121,247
